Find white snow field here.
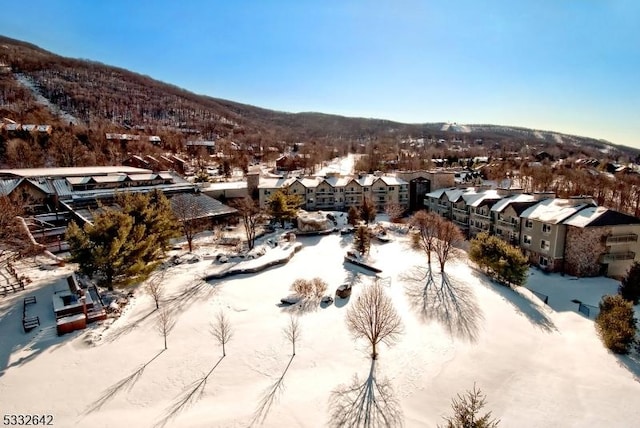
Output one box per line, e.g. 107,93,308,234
2,228,640,428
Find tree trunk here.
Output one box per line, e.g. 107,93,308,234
222,342,226,356
164,334,167,350
372,342,377,360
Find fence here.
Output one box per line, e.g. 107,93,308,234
578,303,599,318
527,288,549,305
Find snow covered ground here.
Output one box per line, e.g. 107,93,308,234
2,226,640,427
316,154,358,176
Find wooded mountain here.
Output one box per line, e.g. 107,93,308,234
0,35,635,160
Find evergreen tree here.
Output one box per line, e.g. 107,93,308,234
440,384,500,428
470,233,528,286
66,191,179,290
619,262,640,305
353,225,371,255
347,205,360,226
595,294,637,354
360,197,376,224
267,189,302,227
66,210,138,290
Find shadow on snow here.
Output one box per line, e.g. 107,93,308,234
402,265,484,342
327,359,403,428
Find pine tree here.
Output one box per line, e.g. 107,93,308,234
360,197,376,224
619,262,640,305
440,384,500,428
470,233,528,286
267,190,302,227
347,205,360,226
66,191,179,290
353,225,371,255
66,210,135,290
595,294,637,354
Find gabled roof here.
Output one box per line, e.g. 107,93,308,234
521,199,592,224
425,187,455,199
469,190,503,208
377,176,408,186
0,178,23,196
491,194,537,213
563,206,640,227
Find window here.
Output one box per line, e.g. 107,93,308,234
525,219,533,229
496,228,503,235
389,186,394,191
542,224,552,234
539,256,549,267
523,235,532,245
540,240,550,251
364,188,369,192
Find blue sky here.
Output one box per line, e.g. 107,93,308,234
2,1,639,148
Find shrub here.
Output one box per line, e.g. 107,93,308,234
291,277,328,299
595,294,637,354
470,233,528,286
619,262,640,305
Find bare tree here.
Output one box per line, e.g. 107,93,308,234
171,193,206,253
409,210,441,266
156,309,176,350
146,271,165,310
384,202,404,223
0,190,32,257
211,311,233,357
232,196,263,250
439,384,500,428
346,282,404,360
434,220,464,273
283,315,301,356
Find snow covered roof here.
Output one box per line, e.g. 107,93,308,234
0,166,151,179
206,181,248,191
92,175,126,183
170,193,236,220
425,187,455,199
521,199,593,224
491,194,537,213
468,190,503,207
258,177,298,189
377,176,408,186
563,207,640,227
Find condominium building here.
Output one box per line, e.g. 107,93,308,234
425,186,640,278
257,173,409,212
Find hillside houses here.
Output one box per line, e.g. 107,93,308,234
424,188,640,278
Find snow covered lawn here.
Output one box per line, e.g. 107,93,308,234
1,231,640,427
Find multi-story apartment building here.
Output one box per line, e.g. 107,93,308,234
490,194,538,245
425,186,640,278
257,173,409,212
519,198,595,272
425,187,502,236
467,191,503,238
563,206,640,278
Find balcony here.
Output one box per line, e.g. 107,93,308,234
600,251,636,263
497,219,517,229
606,234,638,245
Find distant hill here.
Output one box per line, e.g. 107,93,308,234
0,34,636,159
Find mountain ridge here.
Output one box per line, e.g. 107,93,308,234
0,34,636,158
